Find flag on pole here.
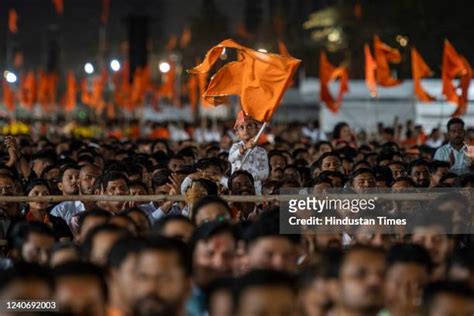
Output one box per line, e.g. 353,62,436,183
320,51,349,113
64,71,77,112
442,40,468,107
19,71,36,110
3,81,16,112
374,35,402,86
452,56,472,117
411,47,435,102
364,44,377,97
188,39,301,122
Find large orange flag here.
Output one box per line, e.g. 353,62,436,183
320,51,349,113
452,56,472,117
278,40,290,57
8,9,18,33
52,0,64,15
3,81,15,112
442,40,468,106
411,47,435,102
188,39,301,122
374,35,402,86
364,44,377,97
19,71,36,109
157,62,177,104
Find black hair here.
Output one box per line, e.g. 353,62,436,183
151,169,172,191
153,214,194,234
0,262,54,294
50,241,80,259
352,160,371,170
332,122,349,139
192,178,218,196
81,223,131,260
196,158,224,173
315,141,333,152
455,173,474,187
392,176,416,186
59,163,80,181
190,221,236,254
447,117,465,131
8,221,55,251
138,236,192,276
316,152,341,169
24,178,50,195
349,168,375,184
408,159,430,174
40,165,59,178
386,243,432,273
98,171,129,192
129,180,148,193
53,261,108,300
423,281,474,310
337,245,385,278
206,277,235,310
439,172,457,184
228,170,255,189
430,160,451,174
76,208,113,234
191,196,231,224
233,269,295,312
245,210,301,247
318,170,346,185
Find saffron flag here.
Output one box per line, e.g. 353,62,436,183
19,71,36,110
442,40,468,106
8,9,18,33
64,71,77,112
452,56,472,117
411,47,435,102
320,51,349,113
188,39,301,122
3,81,15,112
364,44,377,97
374,35,402,86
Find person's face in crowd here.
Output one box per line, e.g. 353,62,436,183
110,252,138,312
168,158,185,173
209,287,233,316
230,174,255,195
235,121,258,142
353,162,370,171
127,211,151,235
103,179,129,211
388,163,406,180
234,240,250,276
220,134,232,151
392,179,413,189
131,250,191,316
270,168,284,182
21,232,55,265
195,203,231,226
27,184,50,212
161,220,194,243
318,144,333,157
0,278,52,305
0,175,17,215
49,248,80,268
235,285,296,316
283,168,301,185
448,123,465,147
321,156,342,173
90,231,127,267
315,234,342,249
410,165,430,187
352,172,376,191
353,228,393,250
32,158,53,178
299,277,336,316
339,125,352,141
426,292,474,316
336,249,386,315
385,262,429,315
313,182,332,194
59,168,79,195
76,215,109,244
130,184,148,196
329,175,343,188
247,237,297,272
79,165,101,195
411,226,452,271
269,155,287,171
44,167,60,190
203,165,223,177
366,155,378,168
55,276,107,316
193,232,236,288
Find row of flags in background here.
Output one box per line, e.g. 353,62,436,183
323,36,472,117
2,60,178,117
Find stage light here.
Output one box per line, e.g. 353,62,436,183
5,71,17,83
159,62,171,73
257,48,268,53
84,63,94,74
328,30,340,42
110,60,121,72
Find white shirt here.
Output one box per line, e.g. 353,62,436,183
434,143,472,175
50,201,86,227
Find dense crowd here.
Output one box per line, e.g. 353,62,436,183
0,114,473,316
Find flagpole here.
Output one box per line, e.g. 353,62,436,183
239,122,267,169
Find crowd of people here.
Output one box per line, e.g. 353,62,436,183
0,113,473,316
